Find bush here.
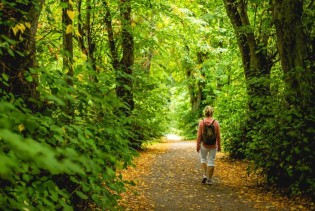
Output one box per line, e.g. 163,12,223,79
0,70,136,209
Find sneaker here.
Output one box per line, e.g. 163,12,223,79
206,179,213,185
202,176,207,184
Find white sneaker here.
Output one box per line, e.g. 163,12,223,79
206,179,213,185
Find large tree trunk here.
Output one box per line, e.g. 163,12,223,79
272,0,315,109
270,0,315,191
0,0,44,111
223,0,272,140
118,0,135,114
224,0,271,103
104,0,134,115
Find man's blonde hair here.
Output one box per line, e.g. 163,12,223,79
204,105,214,117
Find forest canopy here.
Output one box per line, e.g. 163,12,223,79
0,0,314,209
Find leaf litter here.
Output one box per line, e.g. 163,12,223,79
118,140,314,210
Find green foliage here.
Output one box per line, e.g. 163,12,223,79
215,57,248,158
1,0,314,207
244,99,315,197
216,0,315,198
216,55,315,197
130,68,171,147
1,0,174,208
0,66,136,209
171,88,200,139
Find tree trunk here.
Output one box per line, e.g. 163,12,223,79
77,0,87,55
62,0,74,86
118,0,135,114
104,1,120,71
104,0,135,115
184,48,207,115
272,0,315,109
86,0,97,77
0,0,44,111
61,0,74,117
186,67,203,113
223,0,272,121
270,0,315,191
78,0,97,82
143,50,154,74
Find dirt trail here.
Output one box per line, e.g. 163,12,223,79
140,140,258,211
119,139,312,210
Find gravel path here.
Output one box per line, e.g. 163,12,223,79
120,139,311,210
141,140,259,211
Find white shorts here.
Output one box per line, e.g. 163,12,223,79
200,144,217,166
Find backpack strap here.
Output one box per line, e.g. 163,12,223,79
210,119,215,125
211,119,216,136
202,119,215,131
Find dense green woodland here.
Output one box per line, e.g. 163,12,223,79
0,0,314,209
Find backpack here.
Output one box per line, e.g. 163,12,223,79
202,119,216,145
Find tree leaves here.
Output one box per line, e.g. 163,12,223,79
12,23,26,36
66,24,73,34
67,10,75,21
75,191,88,200
1,0,314,209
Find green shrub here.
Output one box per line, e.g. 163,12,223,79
0,69,136,209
